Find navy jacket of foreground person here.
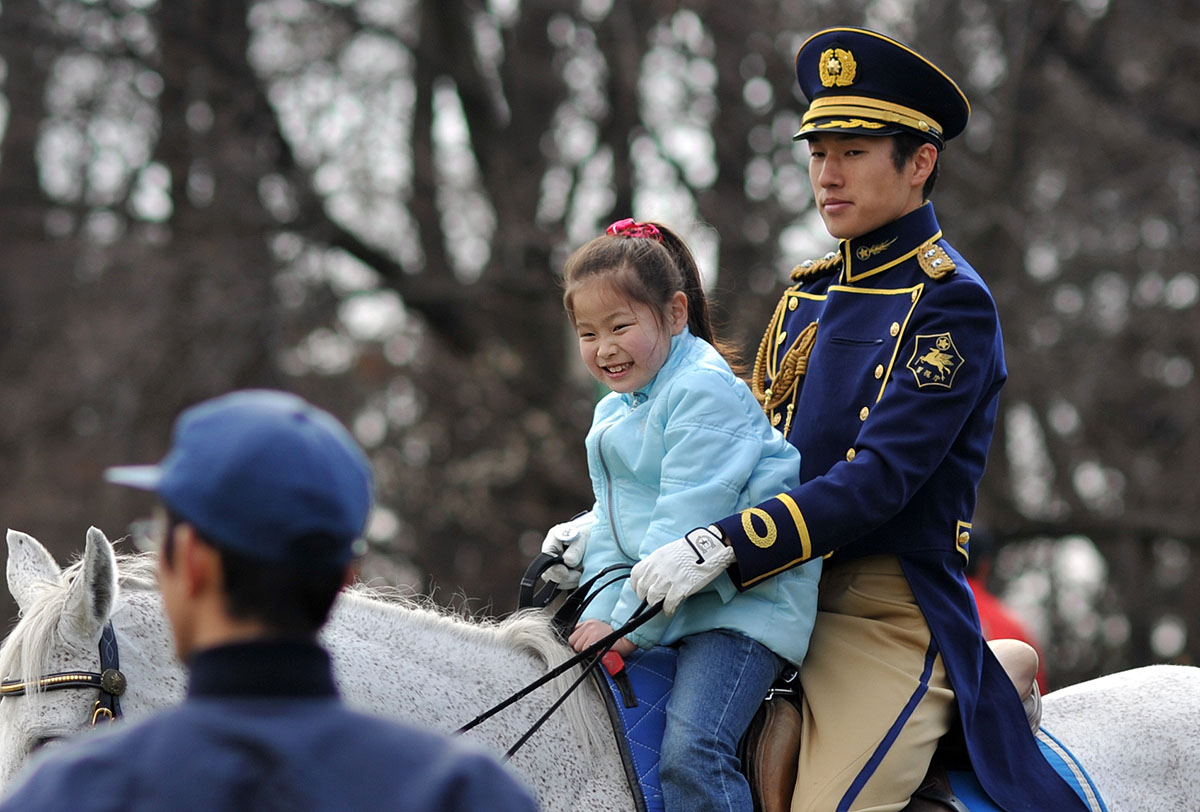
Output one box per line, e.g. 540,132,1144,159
0,642,536,812
0,390,537,812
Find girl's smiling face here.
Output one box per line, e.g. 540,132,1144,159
571,276,687,394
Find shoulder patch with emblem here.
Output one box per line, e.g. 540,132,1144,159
790,250,842,282
907,332,963,389
917,241,955,279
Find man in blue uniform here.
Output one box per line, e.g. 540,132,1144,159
0,390,537,812
628,28,1090,812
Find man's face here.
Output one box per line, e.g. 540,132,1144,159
806,133,927,240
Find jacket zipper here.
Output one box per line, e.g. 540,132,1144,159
596,424,624,555
597,393,643,558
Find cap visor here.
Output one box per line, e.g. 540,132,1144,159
104,465,164,491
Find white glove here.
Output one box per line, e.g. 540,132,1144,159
539,511,593,589
630,525,735,615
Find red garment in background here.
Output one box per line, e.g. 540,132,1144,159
968,575,1048,692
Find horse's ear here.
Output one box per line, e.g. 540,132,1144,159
6,529,64,613
59,527,119,646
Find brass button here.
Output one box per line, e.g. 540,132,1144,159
958,531,970,546
859,406,869,421
845,448,856,462
874,364,884,379
889,322,900,337
788,297,798,311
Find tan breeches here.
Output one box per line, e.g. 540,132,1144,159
791,555,955,812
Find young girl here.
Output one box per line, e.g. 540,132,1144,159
561,218,821,812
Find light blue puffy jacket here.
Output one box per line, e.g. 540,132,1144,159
579,328,820,666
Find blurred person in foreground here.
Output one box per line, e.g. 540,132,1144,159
0,390,537,812
544,28,1091,812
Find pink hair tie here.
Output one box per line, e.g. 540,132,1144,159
605,218,663,242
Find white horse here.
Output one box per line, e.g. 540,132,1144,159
1,527,1198,811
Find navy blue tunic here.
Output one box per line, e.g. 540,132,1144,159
0,640,538,812
713,203,1087,812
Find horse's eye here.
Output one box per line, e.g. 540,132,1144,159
30,735,62,753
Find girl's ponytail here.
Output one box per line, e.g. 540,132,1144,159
654,224,745,375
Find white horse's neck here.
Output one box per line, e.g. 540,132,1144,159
319,589,632,809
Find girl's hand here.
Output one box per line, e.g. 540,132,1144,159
570,620,636,656
569,619,614,652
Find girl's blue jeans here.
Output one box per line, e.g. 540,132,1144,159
660,628,785,812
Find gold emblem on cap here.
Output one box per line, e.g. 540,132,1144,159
818,48,857,88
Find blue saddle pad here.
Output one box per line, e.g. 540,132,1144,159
947,727,1108,812
595,645,677,812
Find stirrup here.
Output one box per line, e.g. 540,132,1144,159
1022,679,1042,732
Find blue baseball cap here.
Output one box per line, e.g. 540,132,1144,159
106,390,372,567
793,27,970,149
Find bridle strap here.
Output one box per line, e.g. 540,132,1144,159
0,621,126,725
0,672,106,696
94,621,125,721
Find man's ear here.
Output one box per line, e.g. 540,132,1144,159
174,525,221,597
667,290,689,335
911,142,938,189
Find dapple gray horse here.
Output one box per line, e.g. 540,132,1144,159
1,528,1197,810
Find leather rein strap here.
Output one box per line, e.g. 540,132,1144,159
462,560,663,760
0,622,126,725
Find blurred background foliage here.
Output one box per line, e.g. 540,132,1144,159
0,0,1197,689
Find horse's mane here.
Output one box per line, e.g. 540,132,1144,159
0,551,158,692
342,582,571,665
339,583,609,754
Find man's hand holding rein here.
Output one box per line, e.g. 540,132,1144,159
630,525,735,614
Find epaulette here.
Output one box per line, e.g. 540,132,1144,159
789,250,842,282
917,240,956,280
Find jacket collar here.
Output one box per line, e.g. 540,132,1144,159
621,327,694,407
187,638,339,699
839,202,942,284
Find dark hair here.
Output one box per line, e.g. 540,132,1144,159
164,513,345,636
891,133,939,200
561,223,743,371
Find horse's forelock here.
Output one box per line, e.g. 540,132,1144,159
0,551,158,690
0,575,72,690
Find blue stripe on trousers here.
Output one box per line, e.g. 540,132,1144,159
835,635,940,812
